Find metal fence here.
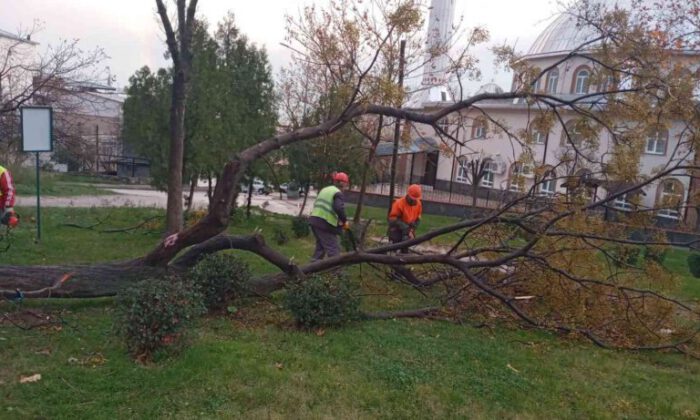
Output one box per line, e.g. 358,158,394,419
354,182,511,210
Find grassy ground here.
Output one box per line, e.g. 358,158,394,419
11,168,113,197
1,207,699,418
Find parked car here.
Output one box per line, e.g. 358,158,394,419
278,182,307,196
239,178,271,195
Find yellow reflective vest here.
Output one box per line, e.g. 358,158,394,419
311,186,341,227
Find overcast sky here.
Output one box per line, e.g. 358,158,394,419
1,0,564,92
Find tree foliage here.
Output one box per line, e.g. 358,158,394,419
123,14,276,195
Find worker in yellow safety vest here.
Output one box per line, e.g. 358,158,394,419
308,172,350,261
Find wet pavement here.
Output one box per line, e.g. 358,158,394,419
16,187,315,217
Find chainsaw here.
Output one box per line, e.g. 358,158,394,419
1,209,19,229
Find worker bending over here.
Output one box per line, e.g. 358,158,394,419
388,184,422,253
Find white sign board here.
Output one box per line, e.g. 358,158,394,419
21,107,53,152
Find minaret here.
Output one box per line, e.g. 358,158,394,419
406,0,455,107
421,0,456,88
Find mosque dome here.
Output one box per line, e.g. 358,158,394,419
526,0,644,57
475,83,504,95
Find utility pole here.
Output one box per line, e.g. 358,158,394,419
388,40,406,214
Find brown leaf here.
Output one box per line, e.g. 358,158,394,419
19,374,42,384
275,362,284,370
315,328,326,337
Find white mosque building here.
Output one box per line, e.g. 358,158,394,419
375,0,700,230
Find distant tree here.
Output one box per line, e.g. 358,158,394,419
122,67,171,189
0,24,105,165
123,13,276,208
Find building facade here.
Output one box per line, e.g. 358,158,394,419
376,1,700,230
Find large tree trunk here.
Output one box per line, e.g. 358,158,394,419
165,68,186,233
0,262,164,298
155,0,198,234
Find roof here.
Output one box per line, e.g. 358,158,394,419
525,0,665,58
526,12,598,57
66,80,117,92
0,28,39,45
375,137,439,157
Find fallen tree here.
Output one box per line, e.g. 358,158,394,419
1,0,700,355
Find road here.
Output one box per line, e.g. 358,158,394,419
16,187,315,217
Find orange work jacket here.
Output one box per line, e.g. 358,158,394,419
388,196,422,225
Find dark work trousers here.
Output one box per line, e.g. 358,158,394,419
388,227,409,254
311,225,340,261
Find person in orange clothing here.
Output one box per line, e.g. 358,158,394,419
387,184,422,253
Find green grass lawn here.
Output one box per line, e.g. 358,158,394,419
1,207,699,418
12,168,114,197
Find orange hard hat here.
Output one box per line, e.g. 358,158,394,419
333,172,350,184
407,184,422,200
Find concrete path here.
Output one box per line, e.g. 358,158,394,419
16,187,316,217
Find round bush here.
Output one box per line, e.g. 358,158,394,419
115,277,204,361
687,253,700,278
610,245,642,267
643,246,667,264
284,274,360,329
189,253,252,312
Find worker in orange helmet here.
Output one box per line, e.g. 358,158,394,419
308,171,350,261
387,184,422,253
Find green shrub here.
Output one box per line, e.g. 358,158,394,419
115,277,204,361
273,227,289,245
687,253,700,278
284,273,360,329
643,246,667,264
189,253,252,312
291,217,310,238
609,245,641,267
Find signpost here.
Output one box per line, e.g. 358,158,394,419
20,106,53,242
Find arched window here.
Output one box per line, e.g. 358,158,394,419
509,162,533,192
572,67,591,94
481,159,496,187
613,193,634,211
599,73,617,92
546,69,559,94
538,167,557,196
532,129,547,145
646,129,668,155
657,178,684,219
456,157,469,183
472,118,487,139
